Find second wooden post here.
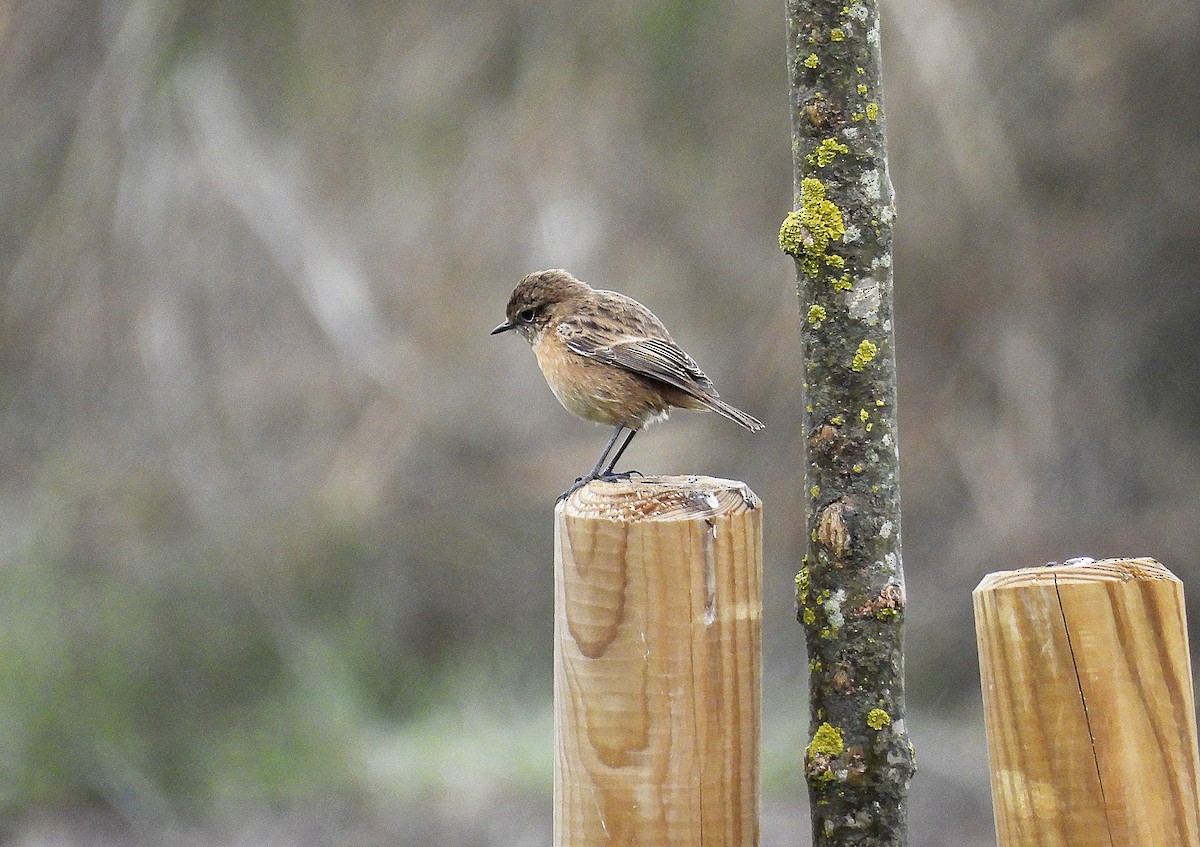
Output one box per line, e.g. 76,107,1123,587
974,557,1200,846
553,475,762,846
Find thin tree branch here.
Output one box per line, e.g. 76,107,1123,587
781,0,915,844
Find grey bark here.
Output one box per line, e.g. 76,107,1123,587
781,1,915,844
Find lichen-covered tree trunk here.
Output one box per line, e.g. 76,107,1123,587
780,1,915,845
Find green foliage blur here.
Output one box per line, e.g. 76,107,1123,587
3,0,1199,843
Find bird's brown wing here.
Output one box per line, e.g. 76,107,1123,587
558,318,719,401
558,295,765,432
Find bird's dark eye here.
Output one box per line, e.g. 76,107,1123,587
518,307,537,322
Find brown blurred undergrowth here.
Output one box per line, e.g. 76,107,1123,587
1,0,1199,843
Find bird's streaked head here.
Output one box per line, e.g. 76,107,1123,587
491,269,591,342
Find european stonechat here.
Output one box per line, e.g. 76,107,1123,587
492,269,763,499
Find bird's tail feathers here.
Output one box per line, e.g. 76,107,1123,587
707,397,764,432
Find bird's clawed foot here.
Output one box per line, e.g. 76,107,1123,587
557,474,596,503
556,470,644,502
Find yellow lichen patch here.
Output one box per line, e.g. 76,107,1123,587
805,721,845,785
778,211,808,257
806,137,850,168
857,83,868,95
851,339,878,372
866,103,879,121
804,53,820,68
796,178,846,277
808,723,845,758
830,28,845,41
796,565,811,601
867,708,892,730
807,304,828,325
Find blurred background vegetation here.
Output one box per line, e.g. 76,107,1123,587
2,0,1198,844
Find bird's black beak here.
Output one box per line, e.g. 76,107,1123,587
490,320,516,335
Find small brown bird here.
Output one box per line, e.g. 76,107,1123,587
492,269,763,499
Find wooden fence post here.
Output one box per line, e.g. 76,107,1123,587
974,557,1200,846
553,475,762,846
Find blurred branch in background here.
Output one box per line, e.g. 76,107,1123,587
0,0,1198,844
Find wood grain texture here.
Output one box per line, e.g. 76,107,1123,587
554,475,762,846
974,557,1200,847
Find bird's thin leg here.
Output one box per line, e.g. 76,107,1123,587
600,428,638,477
582,425,626,481
559,426,626,502
559,426,643,502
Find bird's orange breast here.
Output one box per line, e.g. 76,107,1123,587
532,325,673,429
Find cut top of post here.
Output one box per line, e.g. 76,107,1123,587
974,555,1179,593
557,475,761,523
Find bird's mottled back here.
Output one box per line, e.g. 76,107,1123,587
575,289,672,341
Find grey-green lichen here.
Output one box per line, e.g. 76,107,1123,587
823,589,846,632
